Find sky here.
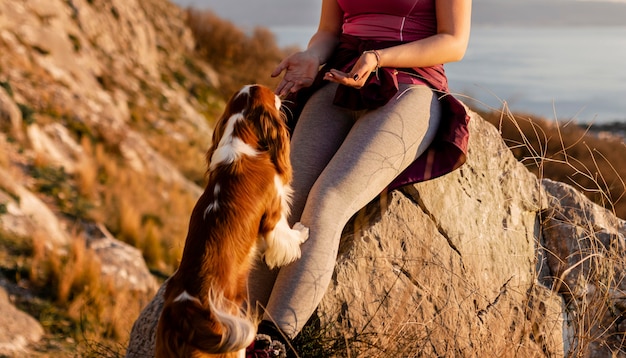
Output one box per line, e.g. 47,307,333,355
172,0,626,27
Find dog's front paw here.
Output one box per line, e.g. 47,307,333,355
262,221,309,269
292,222,309,243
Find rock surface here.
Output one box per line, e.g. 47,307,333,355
0,166,71,248
83,222,158,296
0,0,213,351
126,282,166,358
0,0,212,196
0,286,44,357
317,110,559,357
541,178,626,357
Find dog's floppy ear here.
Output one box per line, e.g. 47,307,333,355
244,85,292,180
250,104,291,179
265,111,292,180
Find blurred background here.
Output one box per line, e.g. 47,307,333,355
175,0,626,124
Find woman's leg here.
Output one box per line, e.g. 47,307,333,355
248,83,356,312
263,85,442,337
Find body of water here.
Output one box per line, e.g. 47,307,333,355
270,25,626,124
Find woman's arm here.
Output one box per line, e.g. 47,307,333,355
272,0,343,96
326,0,472,87
379,0,472,67
304,0,343,64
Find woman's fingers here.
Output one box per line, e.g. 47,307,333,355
271,59,288,78
324,69,366,88
277,78,311,97
275,81,288,96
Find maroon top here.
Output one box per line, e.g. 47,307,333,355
338,0,437,86
284,33,470,189
338,0,437,42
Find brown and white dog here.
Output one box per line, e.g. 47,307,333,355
155,84,308,358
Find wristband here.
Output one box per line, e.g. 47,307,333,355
363,50,381,71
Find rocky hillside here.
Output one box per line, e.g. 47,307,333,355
0,0,222,355
1,0,626,357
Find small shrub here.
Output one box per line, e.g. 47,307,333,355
185,9,284,98
17,102,35,124
141,219,163,268
117,198,141,247
31,163,94,220
26,232,145,352
32,45,50,55
68,34,81,52
0,80,13,96
0,138,9,168
76,137,98,198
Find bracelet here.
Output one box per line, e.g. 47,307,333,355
363,49,381,70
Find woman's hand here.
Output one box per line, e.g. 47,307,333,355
323,50,379,89
272,51,321,97
272,0,343,96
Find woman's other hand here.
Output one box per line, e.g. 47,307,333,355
323,50,380,88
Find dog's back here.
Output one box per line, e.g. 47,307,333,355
155,84,306,357
156,155,279,357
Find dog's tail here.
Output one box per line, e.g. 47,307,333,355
156,289,256,356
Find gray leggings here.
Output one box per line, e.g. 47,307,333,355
248,83,441,337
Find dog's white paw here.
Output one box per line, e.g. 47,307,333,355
262,221,310,269
293,222,309,243
264,243,301,269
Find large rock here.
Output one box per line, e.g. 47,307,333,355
126,111,626,357
83,222,158,296
318,110,561,357
0,166,71,248
125,281,166,358
125,111,567,357
0,286,44,356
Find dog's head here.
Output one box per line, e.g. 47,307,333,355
207,84,291,180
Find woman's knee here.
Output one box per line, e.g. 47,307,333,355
300,177,365,234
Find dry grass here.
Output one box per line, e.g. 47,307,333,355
477,107,626,219
6,230,142,356
480,103,626,356
117,195,142,247
85,140,194,273
140,219,164,268
0,136,9,168
76,137,98,198
185,8,290,99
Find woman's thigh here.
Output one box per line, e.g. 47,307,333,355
247,83,354,309
302,84,441,224
287,83,357,223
